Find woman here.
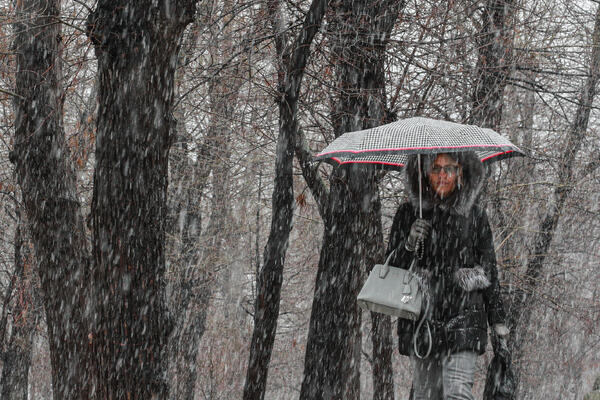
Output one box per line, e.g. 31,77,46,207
386,152,509,400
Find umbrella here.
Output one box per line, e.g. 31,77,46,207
313,116,525,217
316,116,521,398
314,116,524,170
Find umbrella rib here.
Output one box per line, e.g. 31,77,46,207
330,157,405,168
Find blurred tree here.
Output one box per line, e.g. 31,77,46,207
506,2,600,394
0,211,38,400
584,376,600,400
167,1,247,397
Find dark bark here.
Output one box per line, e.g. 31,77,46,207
243,2,329,399
300,2,403,399
11,1,92,398
300,166,381,400
0,216,36,400
0,310,35,400
370,312,395,400
470,0,515,130
506,4,600,393
86,1,197,398
0,219,23,349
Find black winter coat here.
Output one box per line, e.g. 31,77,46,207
387,152,506,357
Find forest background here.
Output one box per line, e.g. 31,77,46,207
0,0,598,399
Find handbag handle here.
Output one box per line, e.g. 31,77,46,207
378,250,396,279
379,250,418,280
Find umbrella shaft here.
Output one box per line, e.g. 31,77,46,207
418,154,423,219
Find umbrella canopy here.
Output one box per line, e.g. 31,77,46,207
314,117,524,170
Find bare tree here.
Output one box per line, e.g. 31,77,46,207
243,1,329,399
506,2,600,392
168,3,249,397
299,2,403,399
11,1,92,397
83,1,200,398
0,211,37,400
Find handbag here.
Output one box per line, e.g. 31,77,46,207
357,250,422,320
357,250,432,358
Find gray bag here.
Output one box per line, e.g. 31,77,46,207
357,251,432,358
357,251,422,320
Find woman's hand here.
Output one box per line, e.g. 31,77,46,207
405,218,432,252
494,323,510,338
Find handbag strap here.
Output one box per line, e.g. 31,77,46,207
413,320,432,359
413,295,432,359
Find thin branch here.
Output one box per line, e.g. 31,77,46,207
0,88,25,101
295,127,329,220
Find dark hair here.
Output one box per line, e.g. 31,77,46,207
404,151,485,214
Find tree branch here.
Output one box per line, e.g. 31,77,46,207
295,127,329,220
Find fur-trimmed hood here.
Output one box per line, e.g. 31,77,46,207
404,151,485,216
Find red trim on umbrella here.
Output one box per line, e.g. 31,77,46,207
481,150,515,161
317,144,515,157
324,150,517,167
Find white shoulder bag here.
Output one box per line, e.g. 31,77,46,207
357,250,432,358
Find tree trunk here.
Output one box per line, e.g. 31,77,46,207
243,1,329,399
370,312,395,400
0,216,36,400
11,1,92,398
300,2,402,399
471,0,515,130
86,2,197,398
300,166,381,400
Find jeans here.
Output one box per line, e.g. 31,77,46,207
412,351,477,400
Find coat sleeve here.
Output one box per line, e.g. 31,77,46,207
385,202,414,268
475,206,507,326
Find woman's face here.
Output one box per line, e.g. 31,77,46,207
428,153,461,198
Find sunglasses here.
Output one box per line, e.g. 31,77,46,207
430,165,459,175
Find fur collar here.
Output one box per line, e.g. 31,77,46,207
404,152,485,216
